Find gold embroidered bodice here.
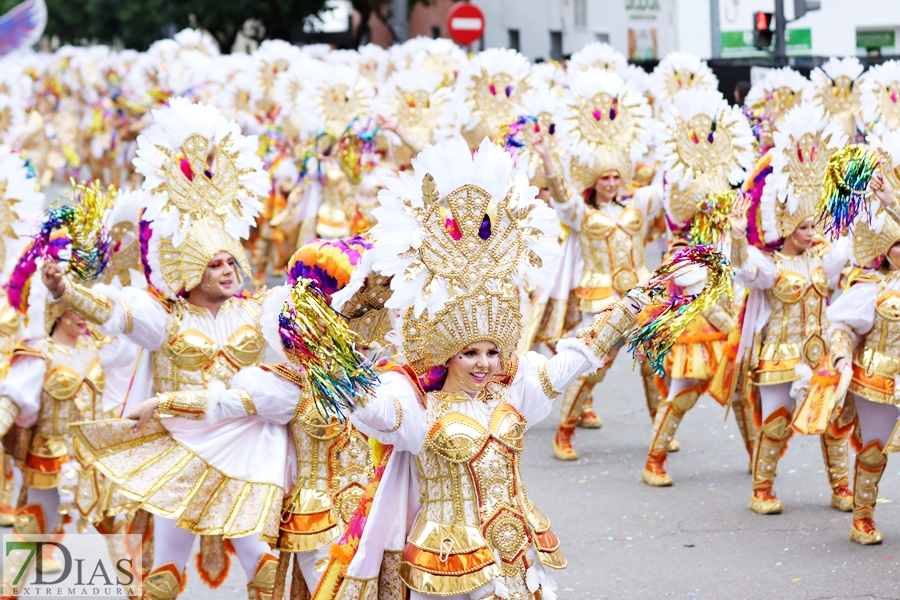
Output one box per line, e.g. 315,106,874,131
761,251,831,367
0,302,20,375
152,298,265,393
854,282,900,381
34,338,106,441
413,390,537,581
290,394,374,527
577,202,648,311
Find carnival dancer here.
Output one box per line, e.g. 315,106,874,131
42,99,281,599
0,182,140,582
729,103,853,515
0,147,43,526
532,68,659,461
827,134,900,544
641,87,755,486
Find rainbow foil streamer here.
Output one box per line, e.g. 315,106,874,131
689,190,740,248
337,117,380,185
28,180,114,282
629,245,735,374
496,114,539,164
278,278,379,420
817,144,881,240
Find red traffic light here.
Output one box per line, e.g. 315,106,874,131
755,11,772,31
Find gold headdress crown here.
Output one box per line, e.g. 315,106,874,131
134,98,267,297
759,102,847,243
658,89,754,228
560,69,651,192
854,212,900,267
370,138,561,375
811,57,864,139
862,61,900,135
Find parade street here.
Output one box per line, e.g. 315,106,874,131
164,351,900,600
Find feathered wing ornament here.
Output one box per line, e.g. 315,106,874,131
759,101,848,241
861,60,900,136
811,57,864,140
369,137,562,375
656,89,754,233
558,68,652,192
0,0,46,56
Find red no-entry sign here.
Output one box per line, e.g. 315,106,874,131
447,2,485,46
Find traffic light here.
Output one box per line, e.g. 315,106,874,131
753,12,773,49
794,0,821,19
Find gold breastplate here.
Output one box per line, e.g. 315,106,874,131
856,289,900,379
291,398,373,527
154,302,265,392
578,206,645,297
764,259,828,366
414,395,537,584
39,342,105,439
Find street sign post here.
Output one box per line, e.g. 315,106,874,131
447,2,485,46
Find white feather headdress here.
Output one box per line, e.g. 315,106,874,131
861,60,900,135
442,48,531,146
811,57,864,138
759,102,846,243
369,137,561,374
745,67,812,128
0,95,26,146
558,69,652,190
568,42,627,75
376,68,452,153
295,62,375,139
650,52,719,113
657,88,754,228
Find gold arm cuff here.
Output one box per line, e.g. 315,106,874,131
59,280,113,325
122,301,133,334
730,232,749,269
157,390,209,419
577,301,636,359
379,395,403,433
239,389,257,417
537,361,561,399
547,173,570,205
830,329,854,364
704,301,736,334
0,396,19,436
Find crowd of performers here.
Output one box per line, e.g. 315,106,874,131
1,28,900,599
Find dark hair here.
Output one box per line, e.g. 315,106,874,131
735,81,751,106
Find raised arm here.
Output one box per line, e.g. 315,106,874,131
43,263,168,351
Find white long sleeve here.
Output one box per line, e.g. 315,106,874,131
826,282,879,344
737,246,777,289
351,370,427,453
0,356,46,428
508,349,597,427
209,367,304,424
93,285,169,351
822,237,851,286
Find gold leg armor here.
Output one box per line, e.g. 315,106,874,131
143,563,183,600
641,362,679,452
247,553,279,600
749,406,792,514
0,452,15,526
554,368,607,461
850,440,887,545
730,391,758,470
642,385,700,487
821,427,853,512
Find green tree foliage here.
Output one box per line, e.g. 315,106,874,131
0,0,331,51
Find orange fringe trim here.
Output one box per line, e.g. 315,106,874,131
224,539,236,555
674,331,728,345
653,374,669,401
195,549,230,589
